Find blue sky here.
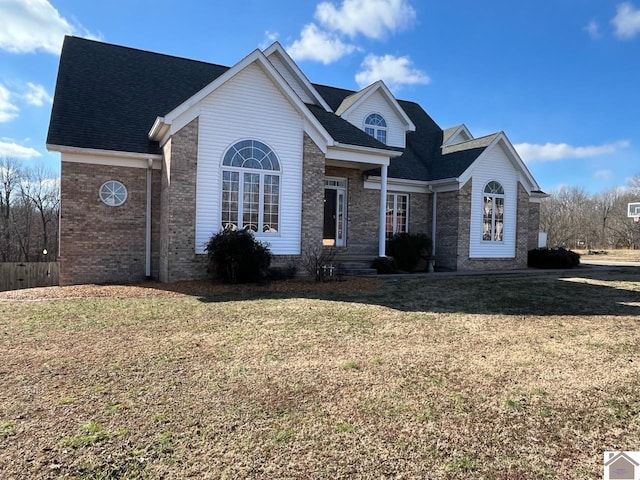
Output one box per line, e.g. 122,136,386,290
1,0,639,193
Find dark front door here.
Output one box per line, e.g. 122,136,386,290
323,188,337,241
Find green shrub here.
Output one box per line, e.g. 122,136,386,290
386,233,432,272
372,256,397,274
205,229,272,284
528,247,580,269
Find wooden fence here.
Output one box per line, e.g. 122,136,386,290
0,262,60,292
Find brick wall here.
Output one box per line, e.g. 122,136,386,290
528,200,540,250
434,189,460,270
60,162,150,285
159,118,208,282
301,134,325,257
409,191,432,240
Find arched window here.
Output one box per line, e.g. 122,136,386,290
364,113,387,144
221,140,280,234
482,181,504,242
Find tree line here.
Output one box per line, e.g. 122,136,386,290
540,174,640,250
0,156,59,262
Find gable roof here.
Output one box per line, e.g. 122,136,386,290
47,37,535,188
334,80,416,132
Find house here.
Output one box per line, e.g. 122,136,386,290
604,451,640,480
46,36,546,285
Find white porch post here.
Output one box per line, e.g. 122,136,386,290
378,164,388,257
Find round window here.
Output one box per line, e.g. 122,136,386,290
99,180,127,206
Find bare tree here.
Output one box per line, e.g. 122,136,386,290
0,157,21,261
0,157,60,262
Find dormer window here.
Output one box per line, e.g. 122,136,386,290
364,113,387,144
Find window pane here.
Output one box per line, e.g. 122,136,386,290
377,129,387,144
483,196,493,241
243,173,259,231
263,175,279,233
221,171,239,230
494,197,504,241
385,194,395,239
397,195,407,233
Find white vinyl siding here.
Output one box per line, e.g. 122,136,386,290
343,90,406,148
468,145,518,258
446,130,471,146
192,63,304,254
266,53,315,104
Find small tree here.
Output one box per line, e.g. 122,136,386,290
205,229,272,284
301,244,337,282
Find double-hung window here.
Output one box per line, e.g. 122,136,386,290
364,113,387,144
482,181,504,241
221,140,280,234
386,193,408,239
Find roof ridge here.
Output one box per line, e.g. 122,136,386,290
65,35,230,70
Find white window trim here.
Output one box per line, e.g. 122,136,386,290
220,140,281,236
99,180,127,207
386,192,409,238
364,112,388,145
481,181,505,243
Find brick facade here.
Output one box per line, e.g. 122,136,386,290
60,162,155,285
301,134,326,256
434,189,461,271
159,118,208,282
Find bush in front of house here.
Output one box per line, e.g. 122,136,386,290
372,256,398,274
205,229,272,284
528,247,580,269
386,233,432,272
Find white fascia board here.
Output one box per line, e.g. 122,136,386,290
149,116,169,141
303,118,329,154
55,148,162,170
326,144,398,166
262,42,332,112
364,175,429,193
158,48,333,149
48,144,162,160
339,80,416,132
426,177,460,192
458,132,540,192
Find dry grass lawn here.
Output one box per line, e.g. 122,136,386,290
1,268,639,479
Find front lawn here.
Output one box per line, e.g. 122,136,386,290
1,269,639,479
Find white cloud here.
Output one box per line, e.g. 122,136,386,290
0,141,42,159
260,30,280,50
315,0,416,39
594,169,613,179
287,23,357,65
612,2,640,39
514,140,630,162
355,54,430,90
0,85,19,122
23,82,52,106
585,20,601,39
0,0,97,54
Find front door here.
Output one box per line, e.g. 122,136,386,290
323,178,346,247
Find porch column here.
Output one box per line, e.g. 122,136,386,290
378,164,388,257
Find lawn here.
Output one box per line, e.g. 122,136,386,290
1,268,639,479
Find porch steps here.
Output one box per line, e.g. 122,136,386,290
334,254,377,276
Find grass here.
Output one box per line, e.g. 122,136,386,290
0,267,639,478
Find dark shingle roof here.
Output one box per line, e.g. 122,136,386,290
48,36,490,181
47,36,229,155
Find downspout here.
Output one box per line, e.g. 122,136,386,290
378,164,388,257
145,158,153,279
429,185,437,257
